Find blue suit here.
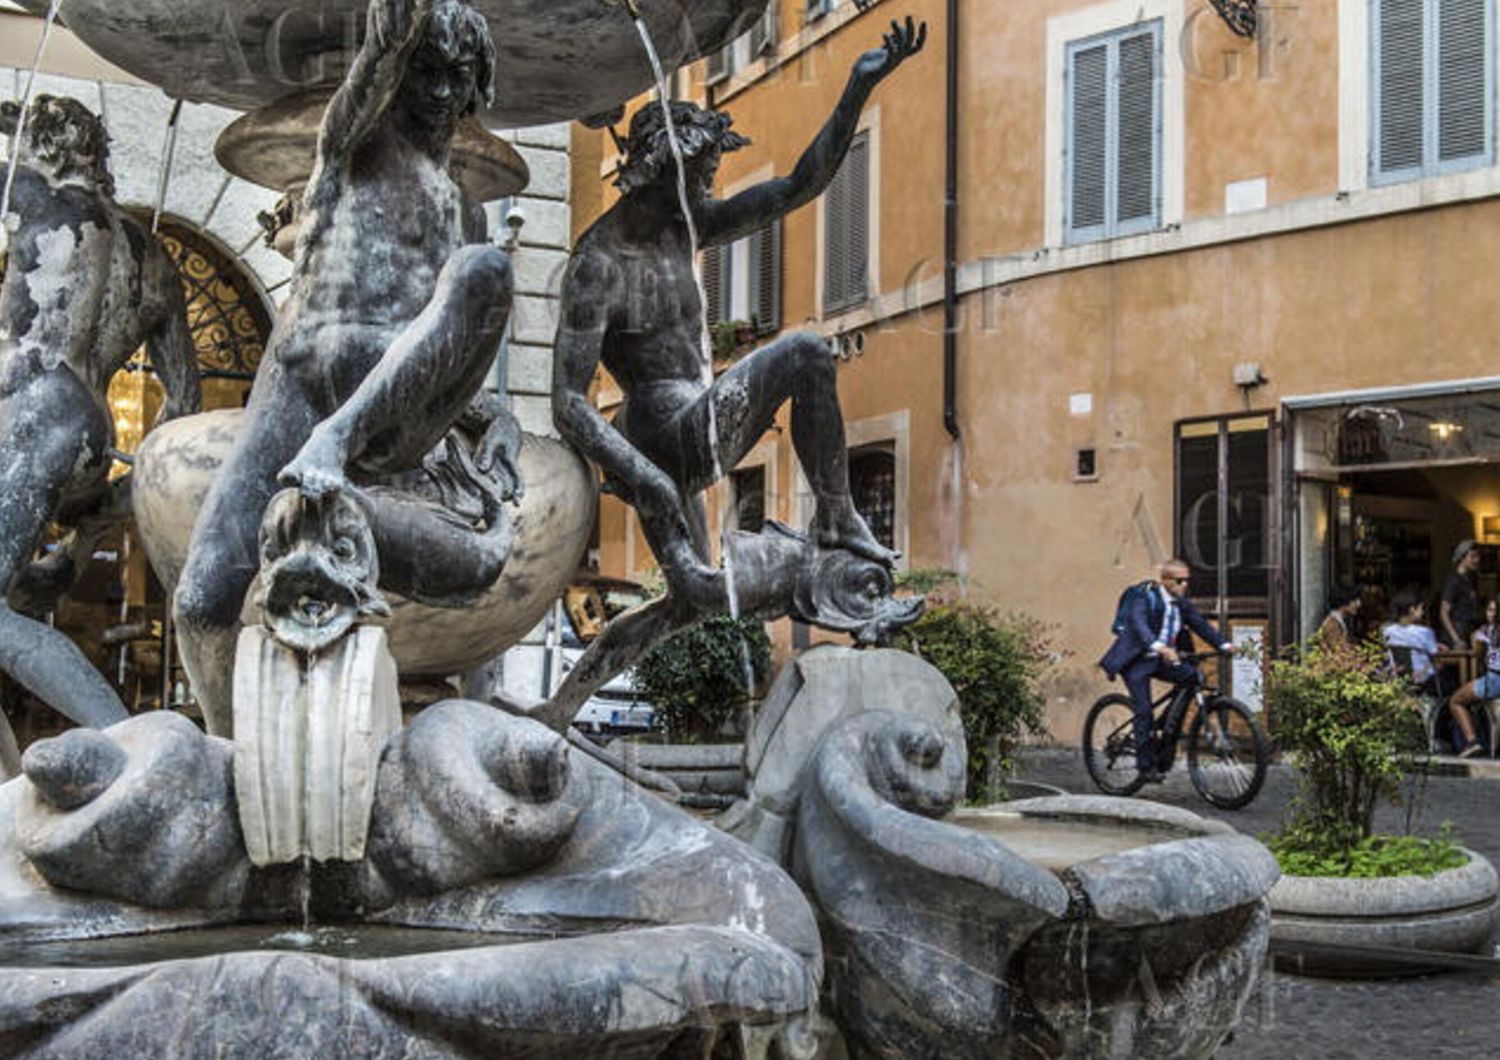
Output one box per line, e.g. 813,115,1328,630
1098,584,1227,772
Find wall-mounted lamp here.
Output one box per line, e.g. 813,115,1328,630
1483,515,1500,544
1233,361,1268,407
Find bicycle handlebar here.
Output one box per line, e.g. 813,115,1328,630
1178,649,1233,664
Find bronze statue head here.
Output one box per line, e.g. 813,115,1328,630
406,0,496,114
0,95,114,196
615,101,751,197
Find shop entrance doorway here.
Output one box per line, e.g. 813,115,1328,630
1288,379,1500,642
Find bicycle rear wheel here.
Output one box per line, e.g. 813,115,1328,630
1186,696,1269,810
1083,693,1148,796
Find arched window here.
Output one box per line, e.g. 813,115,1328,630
109,216,275,465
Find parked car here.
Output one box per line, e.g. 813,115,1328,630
503,575,658,740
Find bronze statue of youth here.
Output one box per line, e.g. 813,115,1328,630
174,0,521,737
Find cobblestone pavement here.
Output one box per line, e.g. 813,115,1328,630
1013,749,1500,1060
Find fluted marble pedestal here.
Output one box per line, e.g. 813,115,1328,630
232,625,401,866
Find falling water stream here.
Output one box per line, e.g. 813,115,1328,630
631,14,759,699
0,0,66,244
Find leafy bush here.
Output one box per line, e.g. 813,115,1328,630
892,602,1055,801
1263,643,1446,877
1265,822,1466,879
633,616,771,742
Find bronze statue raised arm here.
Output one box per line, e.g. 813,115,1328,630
537,18,926,730
0,95,201,729
174,0,519,737
554,17,925,607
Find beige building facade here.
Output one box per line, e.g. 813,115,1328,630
577,0,1500,739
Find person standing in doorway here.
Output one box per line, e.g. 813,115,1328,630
1441,540,1482,651
1099,559,1230,782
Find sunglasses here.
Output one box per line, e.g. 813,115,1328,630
1165,575,1190,585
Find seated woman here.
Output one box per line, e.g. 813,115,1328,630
1444,596,1500,758
1383,588,1483,758
1316,583,1362,654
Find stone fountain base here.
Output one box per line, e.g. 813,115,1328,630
0,705,822,1059
0,924,814,1059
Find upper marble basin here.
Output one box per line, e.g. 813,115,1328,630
20,0,769,125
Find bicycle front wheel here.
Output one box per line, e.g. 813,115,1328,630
1186,696,1269,810
1083,693,1148,796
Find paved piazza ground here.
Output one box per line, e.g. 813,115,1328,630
1014,749,1500,1060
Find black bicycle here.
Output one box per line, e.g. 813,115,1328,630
1083,652,1270,810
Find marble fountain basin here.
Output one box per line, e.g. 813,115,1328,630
795,712,1279,1060
19,0,771,127
133,408,596,677
0,705,822,1058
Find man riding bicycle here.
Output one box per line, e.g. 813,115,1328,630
1099,559,1229,782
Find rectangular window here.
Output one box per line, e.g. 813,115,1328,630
823,130,871,316
807,0,835,21
849,442,897,551
1372,0,1494,184
710,0,778,84
1064,21,1162,243
701,218,782,336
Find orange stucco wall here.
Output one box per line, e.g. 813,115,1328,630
569,0,1500,741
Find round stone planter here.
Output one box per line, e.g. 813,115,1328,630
1270,848,1499,977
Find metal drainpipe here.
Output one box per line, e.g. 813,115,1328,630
942,0,961,440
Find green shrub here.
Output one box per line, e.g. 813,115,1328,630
633,616,771,742
892,602,1055,801
1262,643,1445,877
1265,822,1466,879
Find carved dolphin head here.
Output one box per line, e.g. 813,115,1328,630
256,488,389,654
789,533,925,645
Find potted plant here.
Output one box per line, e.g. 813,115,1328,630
710,319,755,362
1262,644,1498,976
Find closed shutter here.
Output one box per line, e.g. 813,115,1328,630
1115,29,1159,230
1375,0,1492,182
702,243,725,326
1065,23,1160,242
751,218,782,335
1066,42,1109,237
844,134,870,306
1377,0,1426,175
751,0,778,57
707,44,729,85
823,131,870,315
1437,0,1489,163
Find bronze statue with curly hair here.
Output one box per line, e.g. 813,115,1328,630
537,17,926,728
0,94,200,731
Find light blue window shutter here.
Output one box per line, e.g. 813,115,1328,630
845,133,870,306
1067,42,1109,239
1436,0,1491,165
753,218,783,335
752,0,779,57
1115,28,1160,233
702,243,725,325
824,131,869,315
1376,0,1426,177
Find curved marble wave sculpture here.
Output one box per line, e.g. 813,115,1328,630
18,0,772,126
133,408,595,676
0,705,823,1058
794,710,1280,1060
